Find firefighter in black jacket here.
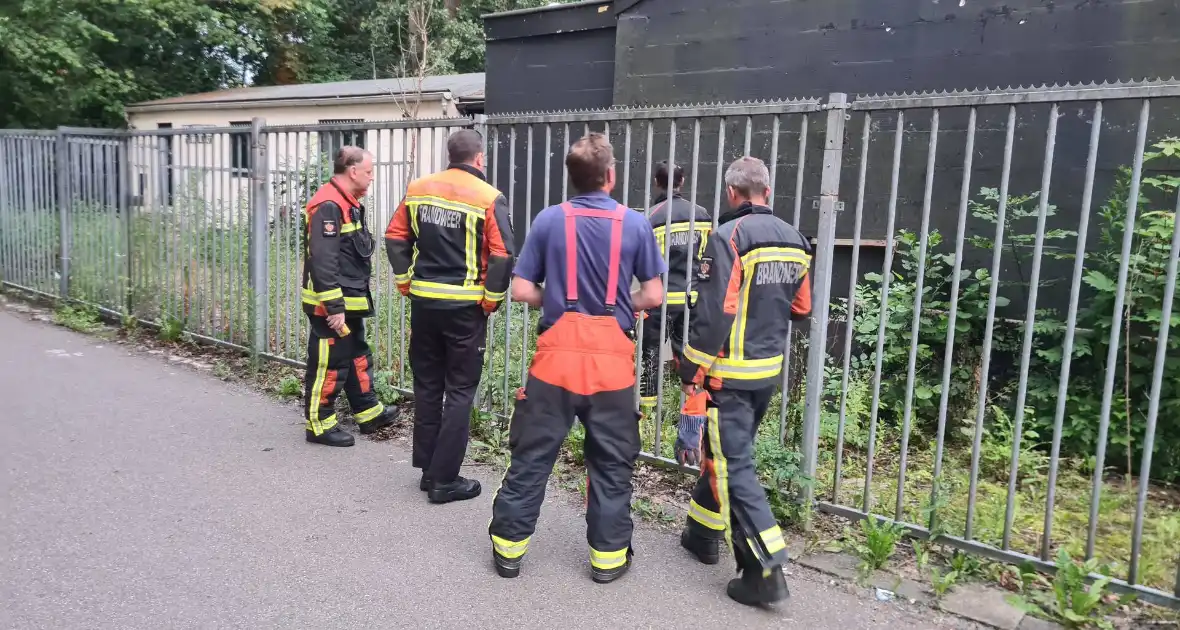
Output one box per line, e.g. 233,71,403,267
385,130,515,504
638,161,711,410
301,146,396,447
675,157,812,607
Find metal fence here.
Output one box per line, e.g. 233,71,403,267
1,79,1178,607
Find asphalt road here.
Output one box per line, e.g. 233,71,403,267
0,309,976,629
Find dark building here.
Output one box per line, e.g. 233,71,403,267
482,0,1180,334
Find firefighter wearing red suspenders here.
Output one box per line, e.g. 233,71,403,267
675,157,812,606
301,147,396,447
385,130,515,504
488,133,666,583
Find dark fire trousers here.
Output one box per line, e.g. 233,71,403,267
304,316,385,435
489,380,640,570
686,385,789,573
638,306,686,407
409,301,488,484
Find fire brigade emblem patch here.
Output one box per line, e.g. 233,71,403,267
697,256,712,281
322,219,338,237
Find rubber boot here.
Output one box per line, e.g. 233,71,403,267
680,527,721,565
493,550,523,578
427,476,482,504
726,565,790,607
306,425,355,447
358,407,397,435
727,536,789,606
591,547,634,584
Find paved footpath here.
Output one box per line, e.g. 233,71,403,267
0,309,978,629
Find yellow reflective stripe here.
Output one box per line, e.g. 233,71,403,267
354,403,385,424
344,296,369,311
740,246,811,268
340,222,360,234
409,281,484,301
483,289,506,303
308,338,330,435
760,525,787,555
465,213,478,285
683,343,716,369
665,291,698,306
708,354,784,380
732,267,753,359
405,195,487,219
409,203,420,236
688,499,725,531
394,272,411,284
319,414,339,432
589,546,629,570
639,395,658,407
492,535,530,559
302,287,343,302
707,406,732,552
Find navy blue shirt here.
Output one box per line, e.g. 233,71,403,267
514,191,667,331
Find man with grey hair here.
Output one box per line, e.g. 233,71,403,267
673,156,812,606
301,146,396,447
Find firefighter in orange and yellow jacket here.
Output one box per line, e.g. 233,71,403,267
301,147,397,447
385,129,515,504
675,157,812,607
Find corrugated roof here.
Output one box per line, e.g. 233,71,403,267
129,73,485,109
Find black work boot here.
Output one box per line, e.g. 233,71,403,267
493,550,523,578
727,565,790,607
591,548,634,584
418,473,432,492
680,527,722,565
358,407,397,435
305,425,355,447
427,477,482,504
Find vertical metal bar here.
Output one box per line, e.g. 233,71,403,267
832,112,871,503
622,122,631,208
965,106,1017,539
895,108,939,521
562,123,570,200
653,119,678,458
743,116,752,156
800,94,847,509
1126,176,1180,585
680,119,702,371
120,135,132,314
779,114,809,442
863,111,905,514
400,128,411,385
1042,102,1103,559
503,125,516,417
1087,98,1152,559
930,108,977,524
521,124,533,386
713,119,726,231
634,121,656,409
1002,104,1058,549
767,115,781,202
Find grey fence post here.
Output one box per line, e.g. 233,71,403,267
471,114,490,413
55,128,71,299
248,118,270,356
118,135,132,315
800,93,848,514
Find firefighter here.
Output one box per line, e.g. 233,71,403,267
385,129,515,504
637,160,712,423
301,146,397,447
488,132,666,584
675,156,812,607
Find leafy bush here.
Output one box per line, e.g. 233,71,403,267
1008,549,1134,629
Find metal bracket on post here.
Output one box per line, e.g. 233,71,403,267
800,93,848,523
248,118,270,358
55,128,71,300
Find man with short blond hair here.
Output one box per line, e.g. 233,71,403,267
487,132,666,584
301,146,396,447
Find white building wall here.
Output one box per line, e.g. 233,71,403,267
124,98,474,233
